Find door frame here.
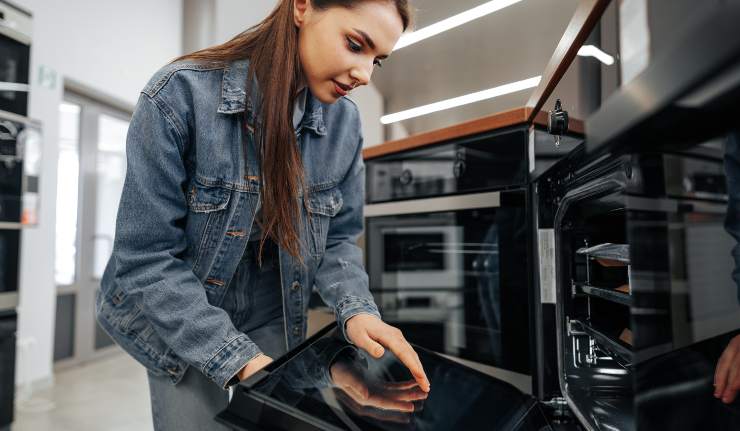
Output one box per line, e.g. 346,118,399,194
54,88,132,369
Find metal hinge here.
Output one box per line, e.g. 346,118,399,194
542,396,570,418
542,397,567,408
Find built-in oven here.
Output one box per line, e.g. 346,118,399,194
0,109,41,227
0,1,31,117
363,126,532,381
530,0,740,428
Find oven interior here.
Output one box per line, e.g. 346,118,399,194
555,178,634,430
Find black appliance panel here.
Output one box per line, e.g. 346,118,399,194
366,126,528,204
0,229,18,294
0,1,31,116
217,324,554,431
0,110,39,224
365,192,530,374
0,312,16,428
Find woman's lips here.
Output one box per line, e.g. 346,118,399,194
333,80,349,97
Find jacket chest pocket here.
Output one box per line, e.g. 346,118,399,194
186,179,232,272
306,187,343,258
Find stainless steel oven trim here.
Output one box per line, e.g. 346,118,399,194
0,82,29,92
0,291,18,312
364,191,501,217
0,108,40,125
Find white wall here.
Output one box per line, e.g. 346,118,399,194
212,0,386,147
13,0,183,388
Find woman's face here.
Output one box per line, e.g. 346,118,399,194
294,0,404,104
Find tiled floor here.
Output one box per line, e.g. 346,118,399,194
13,351,153,431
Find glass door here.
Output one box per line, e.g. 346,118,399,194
53,91,130,365
364,190,531,381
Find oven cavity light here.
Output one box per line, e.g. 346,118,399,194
577,45,615,66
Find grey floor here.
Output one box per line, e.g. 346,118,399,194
13,352,153,431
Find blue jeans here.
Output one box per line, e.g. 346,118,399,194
147,239,287,431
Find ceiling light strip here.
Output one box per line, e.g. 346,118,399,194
380,76,541,124
394,0,524,50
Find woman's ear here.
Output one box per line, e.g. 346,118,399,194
294,0,309,27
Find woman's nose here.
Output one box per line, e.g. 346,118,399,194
350,66,371,87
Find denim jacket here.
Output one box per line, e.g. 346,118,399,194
95,59,381,389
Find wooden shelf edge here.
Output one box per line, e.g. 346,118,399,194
363,107,534,160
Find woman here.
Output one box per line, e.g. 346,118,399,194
96,0,430,429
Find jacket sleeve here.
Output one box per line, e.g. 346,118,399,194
313,130,382,343
106,93,260,388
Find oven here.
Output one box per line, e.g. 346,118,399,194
530,0,740,428
0,1,31,117
363,126,532,379
0,109,41,226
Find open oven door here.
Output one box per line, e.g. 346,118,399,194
216,322,555,431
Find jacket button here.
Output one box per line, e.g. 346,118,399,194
292,326,300,336
112,293,123,305
291,281,301,291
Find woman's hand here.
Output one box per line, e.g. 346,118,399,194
237,353,274,382
345,314,431,392
715,334,740,403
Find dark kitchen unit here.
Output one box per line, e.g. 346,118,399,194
217,0,740,429
0,1,36,430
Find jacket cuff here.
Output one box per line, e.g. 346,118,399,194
335,295,382,344
203,333,262,389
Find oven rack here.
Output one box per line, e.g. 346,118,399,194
575,283,632,306
570,319,633,366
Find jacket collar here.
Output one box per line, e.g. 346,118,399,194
217,59,327,136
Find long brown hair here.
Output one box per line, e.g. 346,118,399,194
175,0,411,266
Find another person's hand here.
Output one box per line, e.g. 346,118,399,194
238,353,274,382
715,334,740,403
330,358,428,423
345,314,431,392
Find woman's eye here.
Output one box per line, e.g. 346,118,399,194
373,59,383,68
346,37,362,53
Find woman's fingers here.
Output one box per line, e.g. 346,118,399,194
715,336,739,400
345,315,430,392
382,380,420,390
722,363,739,404
372,328,430,392
381,385,429,402
335,389,412,424
353,331,386,359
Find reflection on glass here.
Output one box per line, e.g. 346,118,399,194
237,327,550,431
54,102,81,286
367,203,529,374
93,114,128,279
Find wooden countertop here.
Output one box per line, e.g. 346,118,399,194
363,108,546,160
362,107,583,161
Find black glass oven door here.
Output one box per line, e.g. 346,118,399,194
0,32,30,116
364,191,530,376
0,229,19,312
217,323,553,431
0,113,25,224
